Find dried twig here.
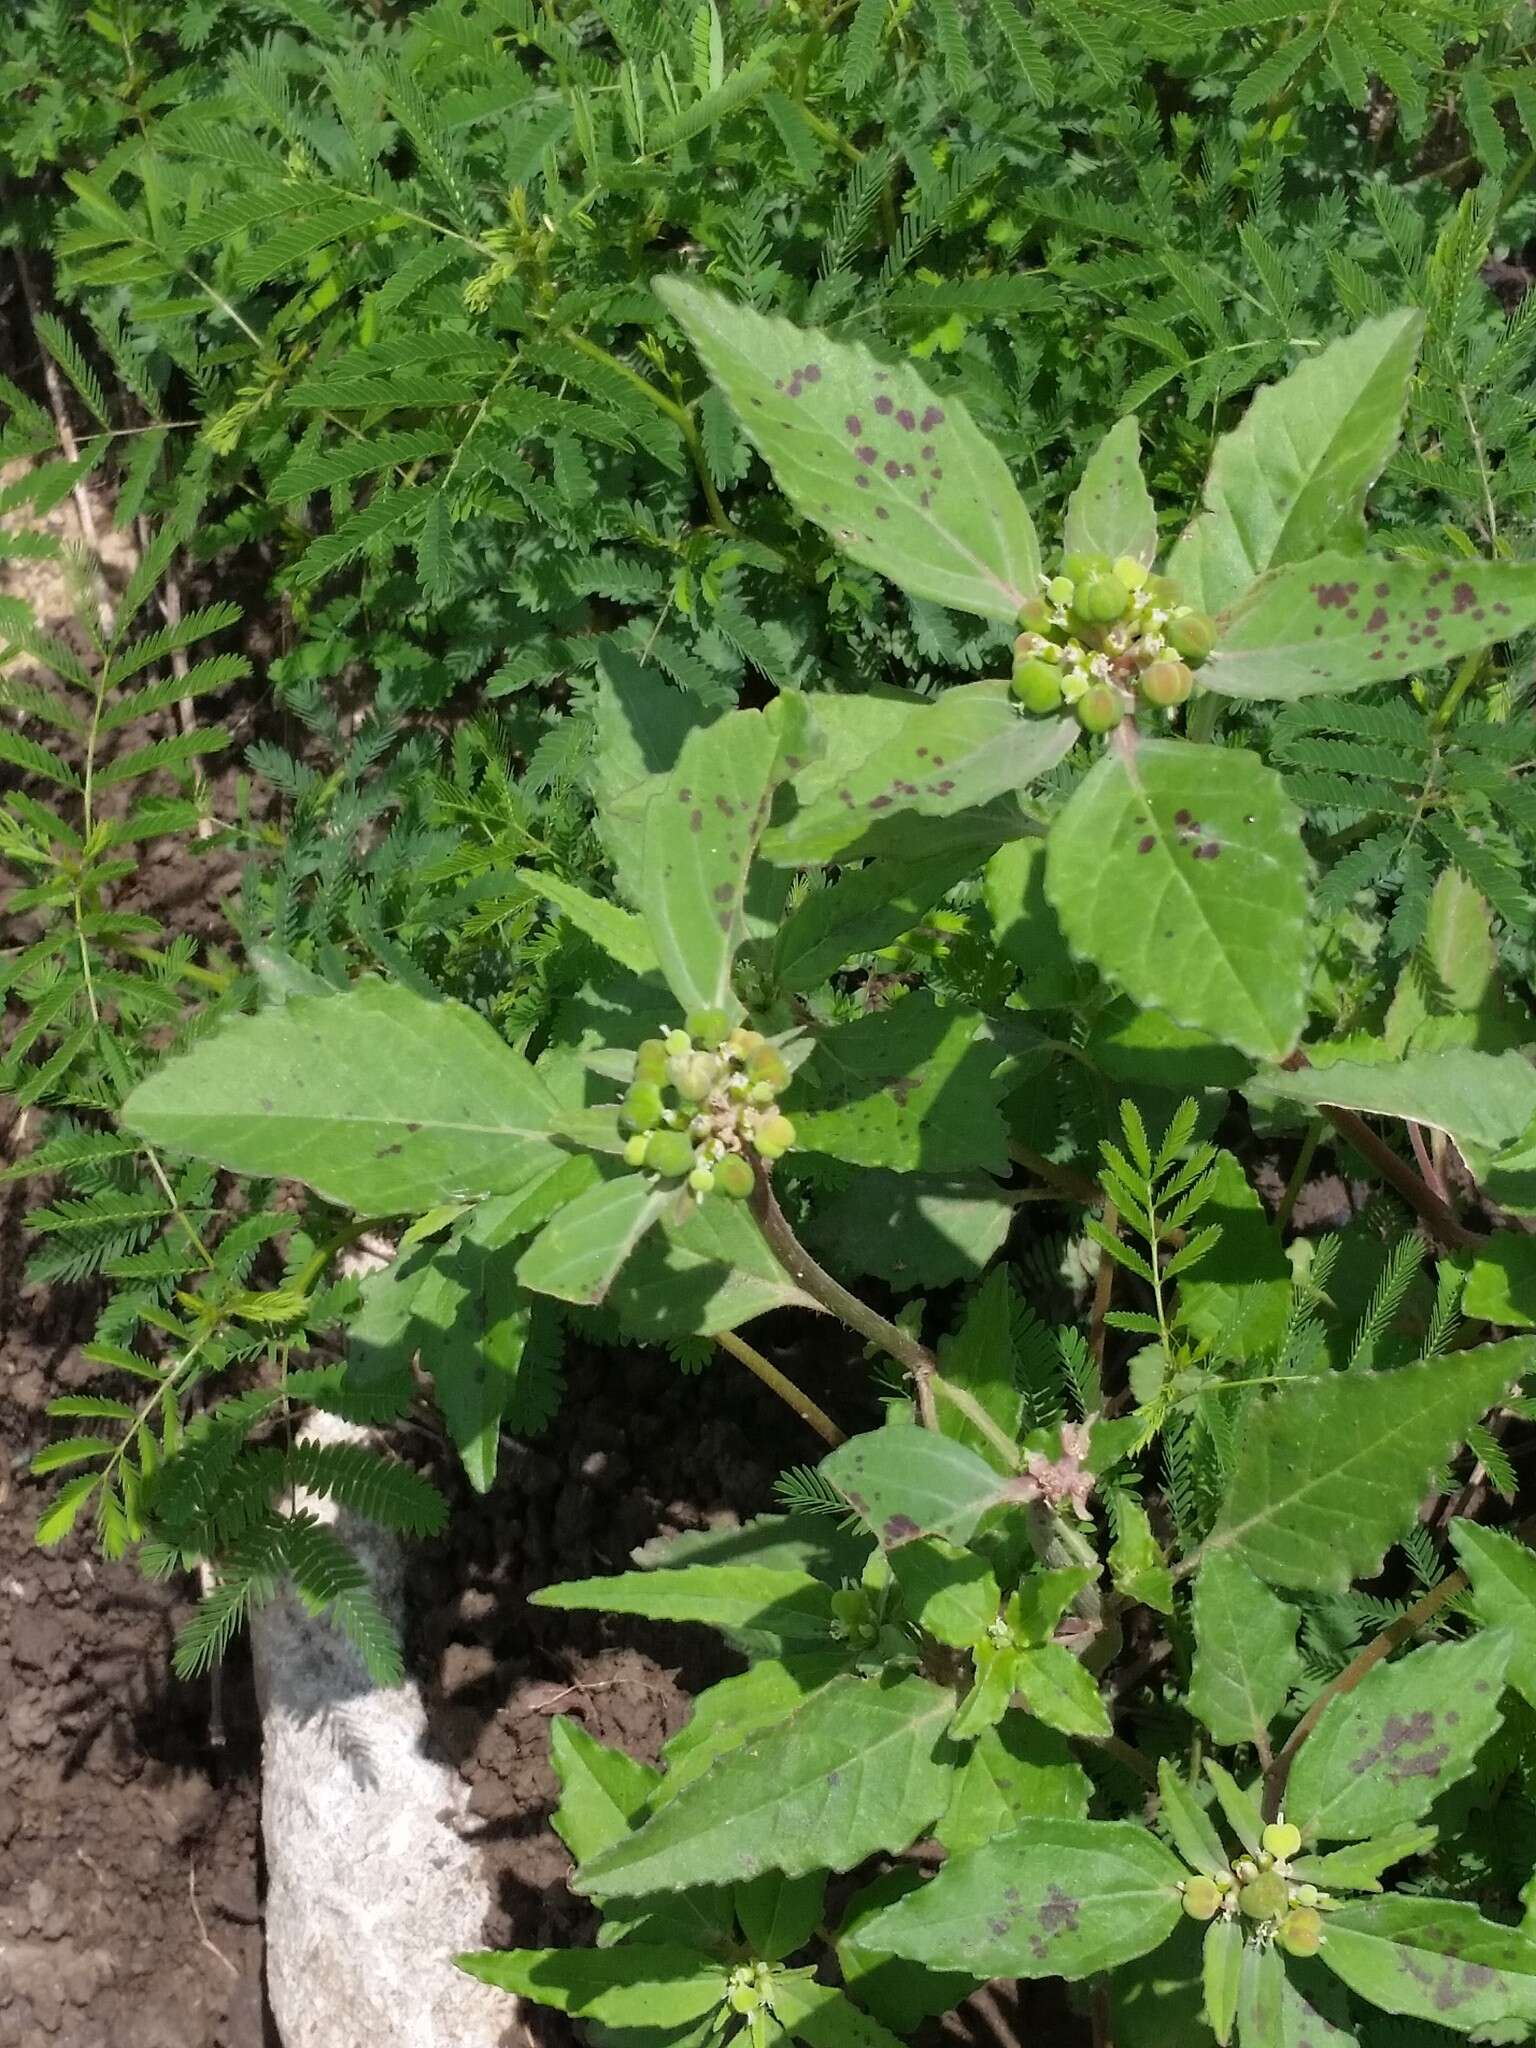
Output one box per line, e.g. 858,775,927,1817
11,244,114,631
188,1863,240,1980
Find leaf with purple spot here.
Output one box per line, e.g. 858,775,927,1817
859,1818,1185,1981
1170,309,1423,616
822,1424,1013,1549
640,703,801,1017
761,681,1075,866
1286,1630,1511,1843
655,277,1040,620
1319,1897,1536,2033
1203,550,1536,700
1044,740,1312,1061
575,1672,956,1899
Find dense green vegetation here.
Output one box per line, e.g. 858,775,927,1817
4,4,1536,2043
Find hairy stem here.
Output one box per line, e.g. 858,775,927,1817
1010,1141,1101,1207
750,1164,939,1402
927,1371,1023,1469
713,1330,847,1448
1321,1104,1485,1252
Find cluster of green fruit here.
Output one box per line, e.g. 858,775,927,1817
1011,552,1217,733
619,1010,796,1197
1178,1819,1333,1958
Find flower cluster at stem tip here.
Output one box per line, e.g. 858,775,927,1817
619,1010,795,1198
1178,1817,1336,1957
1011,551,1217,734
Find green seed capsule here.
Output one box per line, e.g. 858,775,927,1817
1262,1821,1303,1863
1291,1884,1320,1909
663,1028,691,1056
1167,610,1217,665
669,1053,718,1102
644,1129,697,1178
1012,657,1065,713
1046,575,1075,607
622,1082,664,1131
1063,551,1112,582
1140,658,1194,707
623,1133,650,1167
1277,1907,1323,1958
715,1153,755,1199
1017,595,1055,634
1181,1877,1221,1922
685,1006,731,1047
1114,555,1148,590
755,1112,796,1160
1238,1873,1289,1923
746,1044,790,1091
687,1164,715,1195
634,1039,668,1085
1076,683,1125,733
1073,573,1130,625
727,1027,765,1058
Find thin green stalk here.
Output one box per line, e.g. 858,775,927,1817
928,1371,1023,1469
1433,651,1484,734
750,1166,940,1411
714,1330,847,1447
1274,1118,1322,1235
558,328,737,536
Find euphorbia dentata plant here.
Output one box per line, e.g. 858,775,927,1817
103,285,1536,2042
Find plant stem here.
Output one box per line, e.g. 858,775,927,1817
1091,1980,1115,2048
1090,1730,1157,1788
1320,1104,1485,1252
1089,1201,1118,1371
713,1330,847,1448
1009,1141,1101,1207
1433,652,1484,734
1407,1120,1449,1205
291,1217,377,1297
927,1371,1024,1469
750,1165,939,1399
558,328,736,537
1274,1118,1322,1235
